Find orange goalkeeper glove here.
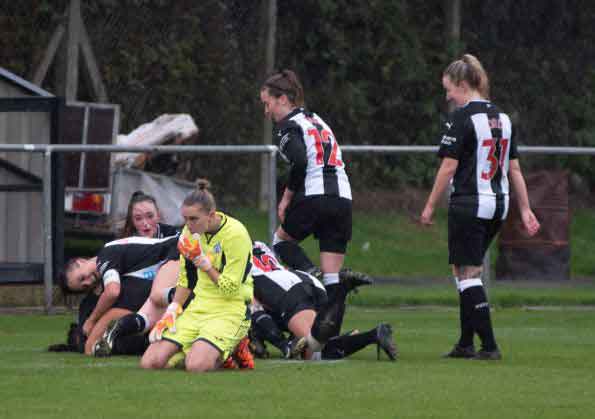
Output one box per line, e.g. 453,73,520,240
149,302,183,343
178,232,203,262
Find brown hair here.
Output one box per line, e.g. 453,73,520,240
443,54,490,99
182,179,216,213
58,257,87,294
261,69,305,107
121,190,160,238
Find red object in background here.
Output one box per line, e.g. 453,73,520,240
71,192,105,213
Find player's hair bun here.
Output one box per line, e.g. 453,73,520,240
195,178,211,191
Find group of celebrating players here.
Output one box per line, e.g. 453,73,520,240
50,53,541,371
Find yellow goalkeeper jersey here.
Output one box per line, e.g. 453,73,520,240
178,212,253,315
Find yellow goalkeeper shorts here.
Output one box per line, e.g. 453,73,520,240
162,308,250,361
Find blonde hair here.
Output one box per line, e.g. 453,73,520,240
443,54,490,99
261,69,305,107
182,179,216,212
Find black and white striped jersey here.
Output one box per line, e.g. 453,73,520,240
251,241,326,313
96,235,179,286
438,100,518,220
155,223,179,238
274,108,351,201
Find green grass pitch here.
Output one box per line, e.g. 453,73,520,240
2,307,595,419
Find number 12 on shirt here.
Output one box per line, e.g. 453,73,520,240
308,128,344,168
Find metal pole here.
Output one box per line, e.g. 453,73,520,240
259,0,277,211
78,104,90,188
43,149,54,314
268,148,277,243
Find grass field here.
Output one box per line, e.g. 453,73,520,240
2,307,595,419
348,281,595,307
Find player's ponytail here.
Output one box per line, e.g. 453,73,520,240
443,53,490,99
183,178,216,212
262,69,305,107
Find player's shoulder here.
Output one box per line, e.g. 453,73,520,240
219,213,251,242
458,100,504,118
274,118,302,146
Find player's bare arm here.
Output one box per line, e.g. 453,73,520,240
421,157,458,225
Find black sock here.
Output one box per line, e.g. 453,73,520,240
112,334,149,355
273,241,316,272
113,313,147,340
312,284,347,342
322,329,376,359
458,292,474,347
463,285,498,351
252,310,287,350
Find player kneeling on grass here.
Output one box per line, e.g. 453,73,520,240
141,181,255,372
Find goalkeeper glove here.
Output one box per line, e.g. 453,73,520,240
178,232,203,262
149,302,183,343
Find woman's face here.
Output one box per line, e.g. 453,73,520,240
66,259,99,293
182,204,214,235
131,200,160,237
260,89,291,122
442,75,469,108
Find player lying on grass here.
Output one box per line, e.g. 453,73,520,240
48,277,151,354
249,241,396,361
59,234,180,355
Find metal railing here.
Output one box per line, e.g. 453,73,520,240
1,143,595,312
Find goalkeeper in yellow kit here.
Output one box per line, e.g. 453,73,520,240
140,180,254,372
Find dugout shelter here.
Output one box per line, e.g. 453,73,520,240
0,66,64,287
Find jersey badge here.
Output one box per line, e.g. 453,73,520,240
213,243,222,254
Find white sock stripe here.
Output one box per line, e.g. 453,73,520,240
272,233,283,246
458,278,483,292
453,277,460,292
322,273,340,286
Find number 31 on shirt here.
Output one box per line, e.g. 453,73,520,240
481,138,509,180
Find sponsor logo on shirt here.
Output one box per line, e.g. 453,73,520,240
441,135,457,145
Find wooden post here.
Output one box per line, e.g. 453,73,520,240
65,0,82,101
445,0,461,49
80,23,108,102
33,0,108,103
32,24,65,86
